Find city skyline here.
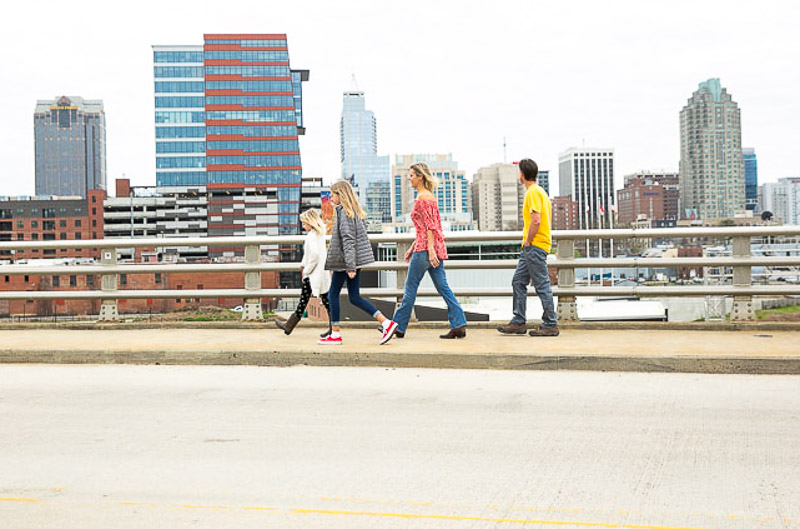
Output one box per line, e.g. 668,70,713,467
1,0,799,199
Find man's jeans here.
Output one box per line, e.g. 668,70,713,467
511,246,557,327
393,251,467,333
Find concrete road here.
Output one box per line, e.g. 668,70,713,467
0,365,798,529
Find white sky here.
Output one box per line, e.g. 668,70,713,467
1,0,798,198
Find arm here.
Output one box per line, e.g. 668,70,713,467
524,210,541,247
339,215,357,273
304,235,320,277
427,229,440,267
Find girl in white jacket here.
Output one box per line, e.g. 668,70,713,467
276,209,332,336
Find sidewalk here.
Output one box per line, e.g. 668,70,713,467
1,322,798,374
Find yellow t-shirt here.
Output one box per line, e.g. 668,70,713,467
521,183,552,253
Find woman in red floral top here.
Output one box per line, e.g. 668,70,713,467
383,162,467,341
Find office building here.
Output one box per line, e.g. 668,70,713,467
340,90,391,223
471,163,524,232
558,148,615,229
679,78,745,220
743,148,758,211
0,190,106,261
761,177,800,225
34,96,106,197
616,171,679,225
551,196,579,231
153,34,308,257
391,154,471,225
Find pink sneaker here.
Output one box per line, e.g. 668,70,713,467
379,320,398,345
317,335,342,345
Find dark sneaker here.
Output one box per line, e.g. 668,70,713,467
529,326,560,337
497,322,527,335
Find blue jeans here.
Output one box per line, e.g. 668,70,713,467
328,270,380,326
392,251,467,333
511,246,557,327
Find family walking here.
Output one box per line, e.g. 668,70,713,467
277,158,558,343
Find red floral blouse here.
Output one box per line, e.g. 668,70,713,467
410,199,448,260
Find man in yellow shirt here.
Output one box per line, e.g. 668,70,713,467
497,159,559,336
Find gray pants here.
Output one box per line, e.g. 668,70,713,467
511,246,557,327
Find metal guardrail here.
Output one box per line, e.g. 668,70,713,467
2,226,800,322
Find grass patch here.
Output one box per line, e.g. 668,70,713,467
756,304,800,320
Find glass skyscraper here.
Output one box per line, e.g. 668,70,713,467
743,147,758,211
340,90,390,222
34,96,106,197
153,34,308,256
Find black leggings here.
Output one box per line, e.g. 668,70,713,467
294,277,330,318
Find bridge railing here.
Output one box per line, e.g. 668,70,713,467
1,225,800,321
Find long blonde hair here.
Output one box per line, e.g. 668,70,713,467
330,180,366,219
410,162,438,192
300,208,326,235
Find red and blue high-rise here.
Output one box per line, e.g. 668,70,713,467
154,33,308,256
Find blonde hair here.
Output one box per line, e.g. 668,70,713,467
410,162,438,193
300,208,326,235
330,180,366,219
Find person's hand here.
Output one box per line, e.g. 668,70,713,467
404,248,412,263
347,270,356,279
299,265,304,271
429,251,440,268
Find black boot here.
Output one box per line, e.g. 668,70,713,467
275,313,301,335
320,320,332,338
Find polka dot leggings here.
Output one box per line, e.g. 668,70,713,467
294,277,331,318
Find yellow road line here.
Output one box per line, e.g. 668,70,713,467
0,498,37,502
292,508,728,529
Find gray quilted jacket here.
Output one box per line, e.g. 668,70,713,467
325,205,375,271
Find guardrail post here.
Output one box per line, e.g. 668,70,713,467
731,235,754,321
242,244,263,321
556,239,579,321
98,248,119,322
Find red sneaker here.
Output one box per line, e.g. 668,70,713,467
317,335,342,345
380,320,398,345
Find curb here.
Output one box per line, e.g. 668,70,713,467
1,348,797,375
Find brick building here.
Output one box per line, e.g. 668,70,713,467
616,172,679,225
0,264,279,317
551,196,579,231
0,190,106,262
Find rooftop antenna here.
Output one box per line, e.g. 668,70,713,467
349,74,360,92
503,137,507,163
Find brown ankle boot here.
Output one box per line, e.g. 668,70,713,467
275,313,301,335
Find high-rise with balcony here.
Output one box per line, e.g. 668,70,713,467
153,34,308,257
743,148,758,211
679,78,745,220
340,90,390,223
391,154,471,227
34,96,106,197
558,148,615,229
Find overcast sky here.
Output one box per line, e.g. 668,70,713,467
2,0,798,198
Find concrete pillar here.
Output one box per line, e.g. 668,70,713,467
556,239,579,322
242,244,264,321
98,248,119,322
731,235,754,321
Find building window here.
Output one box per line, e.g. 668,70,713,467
92,220,97,227
32,233,39,240
59,220,67,228
87,275,94,287
24,275,29,282
92,208,96,215
44,249,55,255
52,276,60,287
92,195,96,203
31,220,38,228
120,274,128,286
43,208,56,218
43,220,56,231
75,219,82,227
60,233,67,240
70,275,77,287
4,275,8,282
17,234,24,240
155,273,162,284
16,221,24,229
75,232,82,239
